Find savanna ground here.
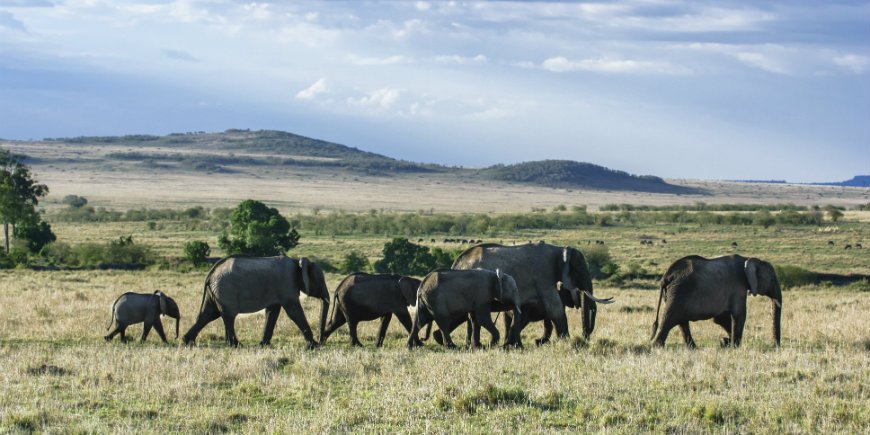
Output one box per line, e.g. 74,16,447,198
1,144,870,433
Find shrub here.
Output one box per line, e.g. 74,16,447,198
218,200,300,256
775,265,816,290
61,194,88,208
374,238,436,276
184,240,210,266
340,251,369,274
584,244,618,279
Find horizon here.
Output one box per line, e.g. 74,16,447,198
1,1,868,183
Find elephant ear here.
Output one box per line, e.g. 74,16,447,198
560,247,575,289
156,290,168,315
299,258,312,295
398,277,419,306
745,259,760,296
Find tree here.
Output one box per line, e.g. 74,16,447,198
13,210,56,253
340,250,370,274
184,240,211,266
825,206,843,223
0,149,49,254
218,200,299,256
373,238,436,276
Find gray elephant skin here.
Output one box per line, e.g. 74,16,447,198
105,291,181,343
448,243,612,347
182,255,330,348
320,273,421,347
408,268,522,349
651,255,782,348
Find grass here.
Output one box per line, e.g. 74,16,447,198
1,266,870,433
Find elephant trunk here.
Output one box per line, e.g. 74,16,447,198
581,295,596,339
175,316,180,340
772,296,782,347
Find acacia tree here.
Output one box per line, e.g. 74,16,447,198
0,150,49,254
218,200,300,256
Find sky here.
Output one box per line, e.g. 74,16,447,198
0,1,868,182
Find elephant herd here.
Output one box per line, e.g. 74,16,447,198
105,242,783,349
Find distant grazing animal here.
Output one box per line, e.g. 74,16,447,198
651,255,781,348
828,240,835,246
845,244,852,250
321,273,421,347
731,242,738,247
431,239,436,243
417,238,424,243
856,243,863,249
662,239,667,244
182,256,330,348
105,291,181,343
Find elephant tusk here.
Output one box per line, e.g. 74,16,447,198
584,290,615,304
773,299,782,308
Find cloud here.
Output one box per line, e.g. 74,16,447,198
434,54,487,64
0,0,53,6
540,56,690,75
349,55,412,66
0,10,27,32
414,2,431,12
348,88,401,110
295,78,329,100
833,54,870,74
161,48,199,62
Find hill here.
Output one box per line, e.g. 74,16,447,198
476,160,698,194
816,175,870,188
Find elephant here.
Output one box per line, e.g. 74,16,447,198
651,255,782,348
105,291,181,343
320,273,421,347
444,243,613,347
407,268,522,349
182,255,330,348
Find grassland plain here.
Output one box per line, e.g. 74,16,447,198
2,218,870,433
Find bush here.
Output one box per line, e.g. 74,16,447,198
340,251,369,274
584,244,618,279
374,238,436,276
218,200,300,256
61,195,88,208
775,265,816,290
184,241,210,266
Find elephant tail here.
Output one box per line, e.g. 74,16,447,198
106,295,121,331
326,290,340,330
651,278,667,340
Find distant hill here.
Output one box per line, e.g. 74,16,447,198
476,160,697,194
815,175,870,188
33,130,696,193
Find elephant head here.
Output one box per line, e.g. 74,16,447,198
559,247,613,339
155,290,181,339
744,258,782,346
398,276,422,306
299,258,331,344
495,269,522,316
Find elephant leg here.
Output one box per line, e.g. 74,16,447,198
502,310,514,342
153,319,168,343
408,306,431,348
505,313,531,348
105,324,123,341
713,313,733,347
475,309,500,347
652,310,680,347
376,315,392,347
260,305,281,346
119,326,129,343
731,313,747,347
182,299,221,345
433,316,466,346
348,320,364,347
393,309,414,334
536,319,554,346
141,321,153,342
320,308,347,345
282,302,317,348
434,314,458,349
679,323,696,349
221,313,239,347
469,314,483,348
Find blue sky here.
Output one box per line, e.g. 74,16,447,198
0,1,867,182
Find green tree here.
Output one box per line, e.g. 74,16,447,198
825,206,843,223
13,210,56,253
184,240,211,266
374,238,436,276
218,200,299,256
0,149,49,254
340,250,370,274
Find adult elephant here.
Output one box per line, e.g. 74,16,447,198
182,255,330,348
407,268,522,349
448,243,613,347
651,255,782,348
321,273,421,347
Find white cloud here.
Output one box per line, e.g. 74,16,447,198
415,2,431,12
434,54,487,64
348,88,401,110
540,56,690,75
295,78,329,100
349,55,412,66
733,51,788,74
833,54,870,74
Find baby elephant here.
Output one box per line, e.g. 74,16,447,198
320,273,421,347
105,291,181,343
